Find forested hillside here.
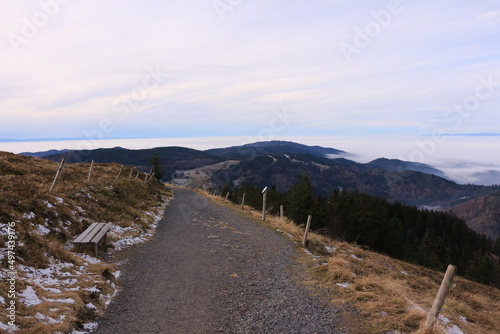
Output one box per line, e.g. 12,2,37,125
224,176,500,287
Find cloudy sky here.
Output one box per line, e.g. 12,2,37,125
1,0,499,144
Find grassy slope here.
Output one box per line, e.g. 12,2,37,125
0,152,171,333
200,190,500,334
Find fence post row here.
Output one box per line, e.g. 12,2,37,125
49,158,66,193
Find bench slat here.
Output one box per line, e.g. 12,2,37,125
78,223,105,243
73,223,101,243
90,222,113,244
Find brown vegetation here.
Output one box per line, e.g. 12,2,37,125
0,151,171,333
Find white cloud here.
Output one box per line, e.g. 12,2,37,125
1,0,499,140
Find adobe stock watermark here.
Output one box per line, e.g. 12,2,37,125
4,222,18,330
213,0,245,21
76,65,167,151
7,0,73,54
406,74,500,164
339,0,403,63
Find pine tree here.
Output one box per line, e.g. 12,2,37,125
150,153,164,180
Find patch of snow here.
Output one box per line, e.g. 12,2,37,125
55,197,64,204
19,286,43,307
44,200,55,209
0,295,5,304
36,224,51,235
44,298,75,304
400,270,409,276
22,212,36,219
79,254,100,264
325,246,337,253
446,325,464,334
458,315,468,323
350,254,364,261
86,303,97,310
439,315,451,325
336,283,351,288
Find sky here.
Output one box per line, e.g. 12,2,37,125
1,0,500,183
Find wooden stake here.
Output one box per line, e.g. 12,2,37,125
225,192,230,202
49,158,65,193
128,168,134,180
302,215,312,247
115,165,125,182
241,193,245,210
135,170,140,180
280,205,284,220
425,264,457,328
262,187,268,221
149,172,155,182
87,160,95,182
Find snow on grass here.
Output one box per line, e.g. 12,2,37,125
336,282,351,288
325,246,337,253
19,286,43,307
22,212,36,219
36,224,51,235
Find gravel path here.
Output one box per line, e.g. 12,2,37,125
94,188,348,334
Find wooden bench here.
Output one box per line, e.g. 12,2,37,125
73,222,113,256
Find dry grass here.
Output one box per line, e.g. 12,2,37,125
202,190,500,334
0,151,171,333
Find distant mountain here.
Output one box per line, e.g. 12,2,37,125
447,190,500,239
212,152,496,207
20,149,72,158
365,158,446,178
205,140,347,160
43,147,224,182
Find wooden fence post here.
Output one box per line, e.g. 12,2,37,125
49,158,66,193
87,160,95,182
225,192,230,202
115,165,125,182
262,187,268,221
280,205,284,220
135,170,140,180
241,193,245,210
143,173,148,183
149,172,155,182
128,168,134,180
424,264,457,328
302,215,312,247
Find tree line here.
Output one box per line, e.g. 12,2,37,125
222,175,500,287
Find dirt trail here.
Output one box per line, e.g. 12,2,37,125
94,188,348,333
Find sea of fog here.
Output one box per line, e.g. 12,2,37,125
1,135,499,186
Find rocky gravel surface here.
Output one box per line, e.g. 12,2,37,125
94,188,349,333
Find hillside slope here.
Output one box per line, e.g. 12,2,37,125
447,191,500,239
0,152,171,333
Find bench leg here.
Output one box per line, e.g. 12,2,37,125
94,242,98,257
